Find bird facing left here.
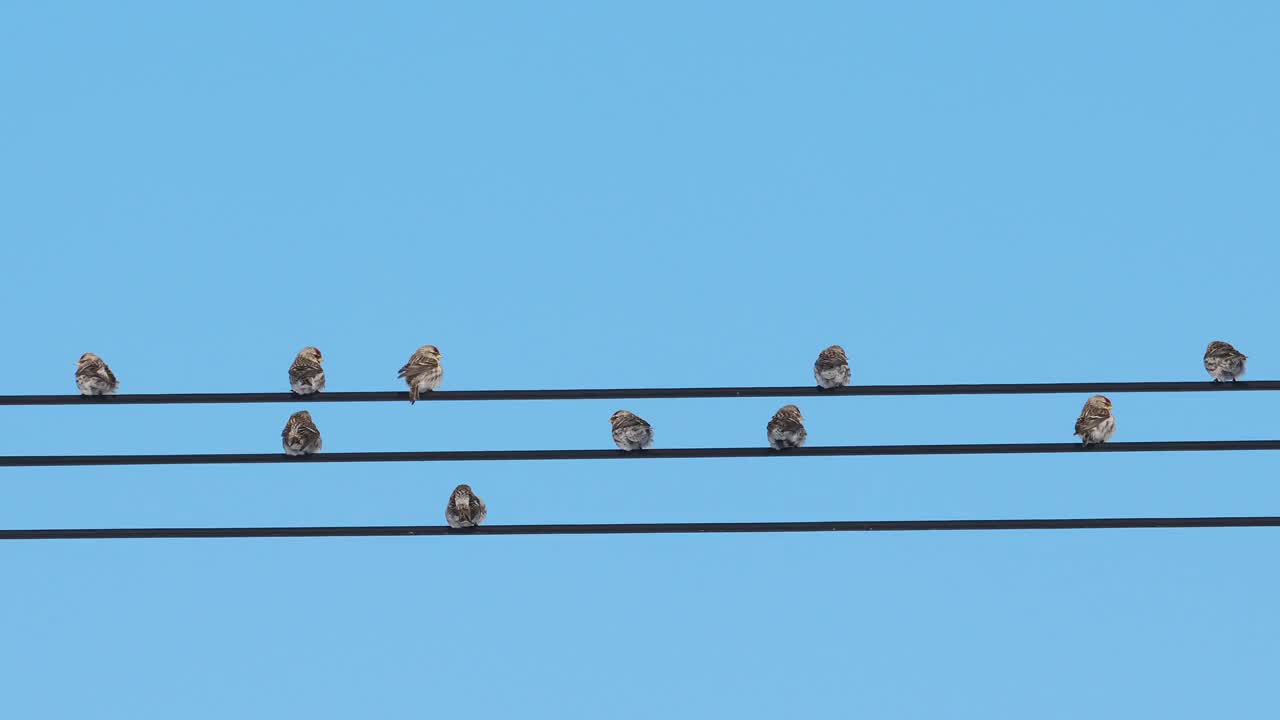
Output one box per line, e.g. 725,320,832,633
75,353,119,396
610,410,654,451
282,410,323,456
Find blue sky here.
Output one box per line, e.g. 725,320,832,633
2,1,1278,717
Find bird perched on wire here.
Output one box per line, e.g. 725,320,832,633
445,484,487,528
282,410,322,455
813,345,851,389
75,353,119,396
289,346,325,395
610,410,654,451
767,404,807,449
398,345,443,403
1073,395,1115,446
1204,341,1247,382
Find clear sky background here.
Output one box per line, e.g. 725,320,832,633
2,2,1278,717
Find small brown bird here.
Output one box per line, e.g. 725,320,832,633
768,404,807,449
75,352,119,396
813,345,851,389
1204,341,1247,382
1073,395,1116,446
282,410,322,456
289,346,325,395
445,484,487,528
610,410,654,451
398,345,443,403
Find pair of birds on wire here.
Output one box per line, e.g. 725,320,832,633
608,404,808,451
1072,341,1247,446
290,345,444,402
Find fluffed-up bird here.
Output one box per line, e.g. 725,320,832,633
813,345,851,389
1204,341,1247,382
398,345,443,403
446,484,487,528
282,410,323,455
768,404,807,449
289,346,325,395
75,352,119,396
610,410,654,451
1073,395,1115,446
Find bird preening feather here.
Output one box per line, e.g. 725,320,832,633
445,484,487,528
282,410,323,455
75,352,119,396
768,404,807,449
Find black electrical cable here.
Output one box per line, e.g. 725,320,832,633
3,516,1279,540
3,439,1279,467
1,380,1275,405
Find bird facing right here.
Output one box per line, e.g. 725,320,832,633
610,410,654,451
75,352,119,396
1204,341,1247,382
767,404,807,449
398,344,443,403
289,346,325,395
1073,395,1115,446
445,484,487,528
282,410,323,456
813,345,851,389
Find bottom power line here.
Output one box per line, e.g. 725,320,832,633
2,516,1279,540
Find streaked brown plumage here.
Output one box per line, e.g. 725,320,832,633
398,345,443,404
813,345,851,389
282,410,322,456
767,404,807,450
1204,341,1247,382
1073,395,1115,445
610,410,654,451
75,352,119,396
289,346,325,395
445,484,487,528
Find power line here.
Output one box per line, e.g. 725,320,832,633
1,380,1276,406
5,439,1279,467
3,516,1279,540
